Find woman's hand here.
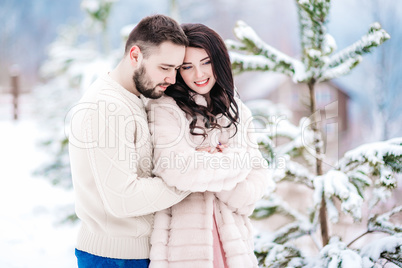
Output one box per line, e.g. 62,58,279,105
216,142,228,152
196,143,228,154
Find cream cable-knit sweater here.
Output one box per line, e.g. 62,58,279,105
68,74,189,259
146,94,275,267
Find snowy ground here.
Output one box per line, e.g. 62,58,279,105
0,95,79,267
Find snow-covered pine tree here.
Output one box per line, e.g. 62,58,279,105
34,0,120,221
227,0,401,266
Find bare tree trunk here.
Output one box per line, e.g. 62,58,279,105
308,79,329,246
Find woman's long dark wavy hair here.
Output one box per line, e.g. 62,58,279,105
165,23,239,138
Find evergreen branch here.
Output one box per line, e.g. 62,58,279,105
273,160,315,188
368,206,402,235
258,141,275,163
296,0,331,22
296,0,331,66
274,119,302,140
325,197,339,223
380,249,402,267
326,23,390,69
339,138,402,173
297,1,315,54
225,39,247,51
231,20,306,81
229,51,296,76
252,197,282,220
321,238,363,267
348,166,372,188
253,194,310,223
383,152,402,173
261,243,306,268
360,235,402,266
336,139,402,204
272,221,314,244
314,171,364,221
322,33,337,56
318,56,362,82
229,51,274,73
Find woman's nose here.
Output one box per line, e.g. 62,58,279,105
195,67,204,78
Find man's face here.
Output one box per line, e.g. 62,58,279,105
133,42,186,99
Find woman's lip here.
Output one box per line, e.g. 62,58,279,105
194,78,209,87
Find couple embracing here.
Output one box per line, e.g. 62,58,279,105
68,14,273,268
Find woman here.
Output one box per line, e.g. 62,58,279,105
146,23,274,268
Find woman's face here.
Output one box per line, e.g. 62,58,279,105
179,47,216,97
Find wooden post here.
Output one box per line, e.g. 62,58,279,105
10,65,20,121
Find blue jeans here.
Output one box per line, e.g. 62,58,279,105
75,249,150,268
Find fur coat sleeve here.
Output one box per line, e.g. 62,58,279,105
147,95,252,193
214,101,276,216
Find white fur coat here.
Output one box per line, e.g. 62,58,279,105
146,94,274,268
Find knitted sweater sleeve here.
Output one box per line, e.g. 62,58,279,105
214,101,276,215
74,94,189,218
147,97,251,193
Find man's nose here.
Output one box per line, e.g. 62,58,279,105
165,74,175,84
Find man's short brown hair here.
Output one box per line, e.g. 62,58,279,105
125,14,188,58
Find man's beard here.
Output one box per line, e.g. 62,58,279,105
133,65,169,99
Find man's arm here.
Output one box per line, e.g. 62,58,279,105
69,95,189,218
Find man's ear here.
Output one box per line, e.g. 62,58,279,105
129,45,143,66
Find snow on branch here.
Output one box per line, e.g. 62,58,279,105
253,193,309,222
257,242,306,268
340,137,402,169
296,0,331,22
326,23,390,70
273,159,315,188
368,206,402,235
227,21,306,82
325,196,339,223
297,4,314,54
322,33,337,55
339,138,402,190
320,237,363,267
360,235,402,267
314,170,363,221
253,195,316,246
271,220,315,244
225,39,247,51
318,55,362,82
267,117,317,166
246,99,293,122
296,0,331,71
228,52,278,74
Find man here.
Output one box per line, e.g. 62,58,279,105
68,14,189,267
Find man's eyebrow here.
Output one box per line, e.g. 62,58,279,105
160,63,177,67
183,56,210,65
